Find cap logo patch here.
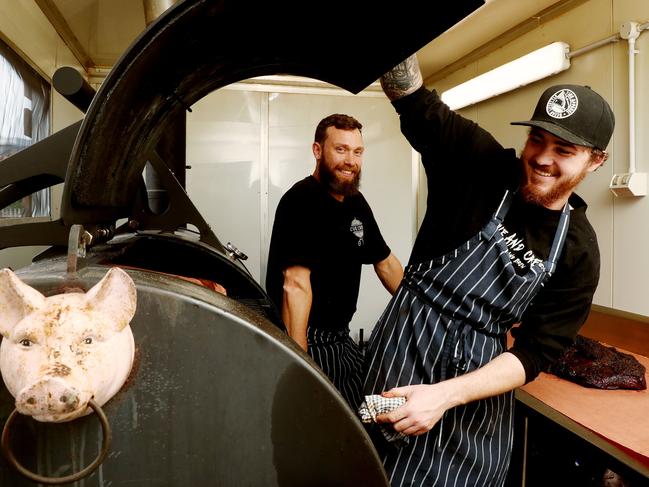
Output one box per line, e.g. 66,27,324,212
546,89,578,119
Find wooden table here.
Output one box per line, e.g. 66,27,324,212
506,348,649,485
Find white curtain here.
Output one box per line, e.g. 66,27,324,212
0,40,51,217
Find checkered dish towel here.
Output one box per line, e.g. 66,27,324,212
358,394,409,445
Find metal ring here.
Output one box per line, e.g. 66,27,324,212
1,398,112,485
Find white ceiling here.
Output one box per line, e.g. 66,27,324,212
41,0,577,82
45,0,147,67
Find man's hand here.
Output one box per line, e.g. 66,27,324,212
375,383,452,436
375,352,527,436
380,54,424,102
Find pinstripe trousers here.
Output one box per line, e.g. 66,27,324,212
364,191,570,486
308,327,365,410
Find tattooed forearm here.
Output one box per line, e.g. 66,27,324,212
380,54,423,101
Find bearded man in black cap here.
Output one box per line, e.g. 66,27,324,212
361,54,614,486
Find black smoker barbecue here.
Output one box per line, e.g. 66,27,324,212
0,0,484,485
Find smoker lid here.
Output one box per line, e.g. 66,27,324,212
61,0,484,224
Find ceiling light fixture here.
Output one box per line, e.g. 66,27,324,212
441,42,571,110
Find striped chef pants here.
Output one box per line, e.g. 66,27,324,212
307,327,364,410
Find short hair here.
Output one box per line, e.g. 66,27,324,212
314,114,362,145
590,147,608,165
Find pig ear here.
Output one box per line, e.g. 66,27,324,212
84,267,137,331
0,268,46,337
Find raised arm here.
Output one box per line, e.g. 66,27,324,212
380,54,424,102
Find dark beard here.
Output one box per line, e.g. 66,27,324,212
319,161,361,198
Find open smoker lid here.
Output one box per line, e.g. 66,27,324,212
60,0,484,225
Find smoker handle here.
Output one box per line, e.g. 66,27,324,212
1,399,111,485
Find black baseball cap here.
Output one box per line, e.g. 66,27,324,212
511,84,615,150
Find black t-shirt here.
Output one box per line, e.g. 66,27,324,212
393,87,600,382
266,176,391,331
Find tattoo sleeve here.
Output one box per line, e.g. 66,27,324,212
380,54,424,101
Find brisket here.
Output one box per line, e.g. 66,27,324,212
549,335,647,390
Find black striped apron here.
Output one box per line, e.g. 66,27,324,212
364,190,570,487
308,327,365,409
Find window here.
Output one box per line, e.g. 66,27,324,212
0,38,51,218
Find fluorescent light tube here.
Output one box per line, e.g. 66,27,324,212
441,42,571,110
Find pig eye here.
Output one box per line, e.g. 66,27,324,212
83,337,93,345
19,339,32,347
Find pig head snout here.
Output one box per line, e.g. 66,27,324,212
15,376,85,419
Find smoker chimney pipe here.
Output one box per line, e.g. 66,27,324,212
141,0,184,215
52,66,96,113
143,0,178,25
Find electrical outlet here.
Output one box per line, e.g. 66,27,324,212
609,172,647,197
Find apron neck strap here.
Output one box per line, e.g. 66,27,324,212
544,202,571,275
494,190,514,223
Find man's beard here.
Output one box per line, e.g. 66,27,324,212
519,165,588,208
319,158,361,197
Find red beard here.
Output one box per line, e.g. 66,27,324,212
520,163,588,208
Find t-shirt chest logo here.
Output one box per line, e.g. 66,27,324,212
546,89,578,119
350,218,364,246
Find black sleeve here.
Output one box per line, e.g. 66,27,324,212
391,86,519,263
270,189,321,271
358,195,391,265
392,87,505,171
509,224,600,383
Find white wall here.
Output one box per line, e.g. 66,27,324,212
428,0,649,317
0,0,84,270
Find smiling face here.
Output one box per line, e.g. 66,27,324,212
519,128,605,210
313,126,363,201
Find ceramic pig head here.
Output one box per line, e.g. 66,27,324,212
0,267,136,422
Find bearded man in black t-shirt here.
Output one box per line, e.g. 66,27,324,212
266,113,403,409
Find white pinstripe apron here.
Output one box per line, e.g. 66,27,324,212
364,190,570,487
